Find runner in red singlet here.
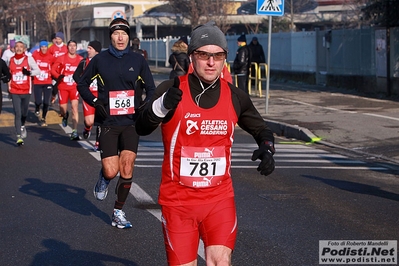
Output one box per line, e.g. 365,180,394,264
135,21,276,266
51,40,83,140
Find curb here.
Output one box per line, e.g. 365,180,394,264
266,119,319,143
266,119,399,169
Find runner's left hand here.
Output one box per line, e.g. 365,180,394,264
251,143,275,176
22,68,31,76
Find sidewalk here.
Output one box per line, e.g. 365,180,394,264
151,66,399,166
255,82,399,166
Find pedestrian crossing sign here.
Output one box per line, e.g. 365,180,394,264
256,0,284,16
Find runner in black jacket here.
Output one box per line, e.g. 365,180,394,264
0,58,11,114
77,18,156,229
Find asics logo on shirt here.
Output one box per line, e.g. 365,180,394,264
184,112,201,118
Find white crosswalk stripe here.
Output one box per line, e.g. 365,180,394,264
134,142,389,171
65,122,388,171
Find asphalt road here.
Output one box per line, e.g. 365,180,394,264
1,73,398,265
0,119,398,265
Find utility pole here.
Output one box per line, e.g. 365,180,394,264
385,0,391,96
290,0,294,31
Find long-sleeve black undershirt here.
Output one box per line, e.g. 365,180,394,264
135,74,274,146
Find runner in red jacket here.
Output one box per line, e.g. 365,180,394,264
51,40,83,140
48,32,67,103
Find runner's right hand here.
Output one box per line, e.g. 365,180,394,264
163,77,182,110
93,98,107,119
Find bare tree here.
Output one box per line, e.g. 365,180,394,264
361,0,399,27
0,0,31,38
336,0,369,29
257,16,290,33
19,0,81,41
52,0,81,41
285,0,318,31
30,0,64,36
0,0,81,45
168,0,232,32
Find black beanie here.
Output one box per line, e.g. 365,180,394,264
109,18,130,38
237,34,246,43
188,21,228,55
88,40,102,53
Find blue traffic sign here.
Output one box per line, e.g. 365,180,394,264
256,0,284,16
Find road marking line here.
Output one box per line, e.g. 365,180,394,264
277,98,357,113
364,113,399,122
130,182,206,260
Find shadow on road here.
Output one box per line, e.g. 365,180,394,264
302,175,399,202
0,131,17,146
29,239,138,266
19,178,110,225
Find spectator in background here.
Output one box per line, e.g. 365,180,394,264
32,40,54,127
248,37,265,64
130,37,148,60
233,34,251,94
248,36,265,85
168,39,190,79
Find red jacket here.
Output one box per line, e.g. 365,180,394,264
51,53,83,91
32,50,53,85
48,44,67,59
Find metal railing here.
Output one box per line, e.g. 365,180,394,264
248,63,268,97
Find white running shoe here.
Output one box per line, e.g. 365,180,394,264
21,126,27,139
93,170,110,201
111,209,132,229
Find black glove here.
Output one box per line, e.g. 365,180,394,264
58,74,65,81
251,142,275,176
163,77,182,110
93,98,107,119
22,67,31,76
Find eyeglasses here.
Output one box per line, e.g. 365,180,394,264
193,50,226,61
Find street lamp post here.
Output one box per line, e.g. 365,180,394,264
385,0,391,96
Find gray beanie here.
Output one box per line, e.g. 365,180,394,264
188,21,228,55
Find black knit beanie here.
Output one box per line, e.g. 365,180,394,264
88,40,102,53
